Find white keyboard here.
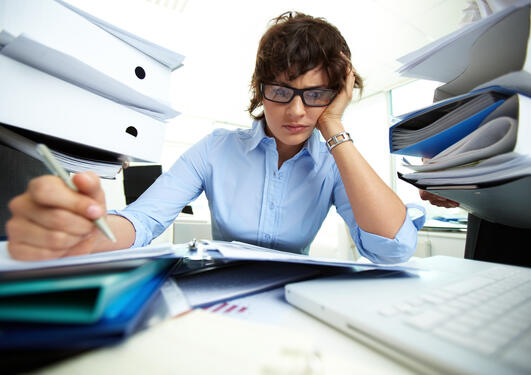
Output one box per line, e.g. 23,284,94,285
379,267,531,372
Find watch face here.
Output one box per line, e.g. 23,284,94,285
326,132,351,151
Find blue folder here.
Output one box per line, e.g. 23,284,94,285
389,87,514,158
0,259,175,350
0,258,172,324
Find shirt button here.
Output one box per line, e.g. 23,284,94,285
273,172,277,177
264,234,270,240
269,202,274,210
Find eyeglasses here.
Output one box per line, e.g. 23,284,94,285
260,83,337,107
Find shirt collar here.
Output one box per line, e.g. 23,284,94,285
243,119,322,166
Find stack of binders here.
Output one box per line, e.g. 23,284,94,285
390,1,531,229
0,0,185,178
0,257,176,372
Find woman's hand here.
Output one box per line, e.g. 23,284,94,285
316,58,356,140
419,190,460,208
6,172,108,260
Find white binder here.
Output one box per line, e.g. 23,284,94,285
0,0,178,102
1,34,179,121
0,54,165,163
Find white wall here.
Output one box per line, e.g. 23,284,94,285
415,231,466,258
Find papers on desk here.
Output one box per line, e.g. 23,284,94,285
36,309,360,375
0,239,420,276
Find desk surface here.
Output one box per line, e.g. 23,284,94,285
35,284,417,375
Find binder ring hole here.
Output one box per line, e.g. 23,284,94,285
126,126,138,137
135,66,146,79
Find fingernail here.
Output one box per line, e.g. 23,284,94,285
87,205,102,218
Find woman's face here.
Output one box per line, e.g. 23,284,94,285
263,67,329,151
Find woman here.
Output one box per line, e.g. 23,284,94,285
6,12,424,262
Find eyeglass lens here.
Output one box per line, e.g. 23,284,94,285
263,84,335,106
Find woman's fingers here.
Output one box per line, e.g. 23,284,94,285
8,194,94,235
26,175,104,220
419,190,460,208
6,216,87,250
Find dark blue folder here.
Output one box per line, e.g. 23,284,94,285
389,87,515,158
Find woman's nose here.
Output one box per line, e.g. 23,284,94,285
286,95,306,118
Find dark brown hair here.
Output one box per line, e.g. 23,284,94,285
248,11,363,119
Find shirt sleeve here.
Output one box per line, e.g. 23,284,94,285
332,166,426,264
109,133,212,247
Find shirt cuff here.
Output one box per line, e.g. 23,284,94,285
356,204,426,264
107,209,149,248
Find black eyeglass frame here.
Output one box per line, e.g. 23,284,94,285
260,83,338,107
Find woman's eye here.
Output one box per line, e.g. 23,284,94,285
274,87,290,97
306,90,323,99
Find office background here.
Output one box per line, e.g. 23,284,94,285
72,0,471,259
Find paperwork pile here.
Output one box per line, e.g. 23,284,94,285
0,0,185,178
392,1,531,228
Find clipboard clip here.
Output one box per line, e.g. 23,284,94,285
186,238,213,261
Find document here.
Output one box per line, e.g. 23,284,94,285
396,1,529,82
402,116,517,172
391,91,503,151
0,239,420,275
0,241,177,273
401,152,531,186
390,89,509,157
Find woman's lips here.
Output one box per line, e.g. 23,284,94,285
283,124,309,134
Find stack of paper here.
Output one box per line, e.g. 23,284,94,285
0,0,185,177
397,0,530,98
393,3,531,228
390,90,507,156
399,93,531,185
402,116,518,173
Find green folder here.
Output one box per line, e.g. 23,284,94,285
0,259,173,324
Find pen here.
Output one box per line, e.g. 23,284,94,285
35,143,117,243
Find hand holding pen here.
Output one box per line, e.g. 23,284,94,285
36,144,116,242
6,144,117,261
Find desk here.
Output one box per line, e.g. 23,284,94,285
34,284,417,375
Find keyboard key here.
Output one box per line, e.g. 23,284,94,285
443,276,494,295
433,328,495,354
420,294,446,304
405,310,447,330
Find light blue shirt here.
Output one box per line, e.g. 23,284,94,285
112,119,425,264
